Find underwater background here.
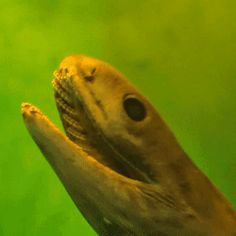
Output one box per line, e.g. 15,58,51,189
0,0,236,235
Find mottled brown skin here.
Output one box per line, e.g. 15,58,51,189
22,55,236,235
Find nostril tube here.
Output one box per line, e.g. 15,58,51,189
84,75,95,82
84,67,96,82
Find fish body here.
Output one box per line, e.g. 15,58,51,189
22,55,236,235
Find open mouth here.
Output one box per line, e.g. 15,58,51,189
52,67,151,183
52,67,113,165
52,68,130,177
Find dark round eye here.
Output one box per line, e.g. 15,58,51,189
123,95,147,121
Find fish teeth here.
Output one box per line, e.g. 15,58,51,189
53,70,71,92
67,127,87,142
53,69,90,149
56,97,77,117
52,80,73,105
62,113,83,131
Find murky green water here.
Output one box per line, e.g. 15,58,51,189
0,1,235,235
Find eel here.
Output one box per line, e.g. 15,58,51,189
21,55,236,235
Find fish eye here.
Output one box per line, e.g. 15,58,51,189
123,95,147,121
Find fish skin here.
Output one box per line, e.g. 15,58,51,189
22,55,236,235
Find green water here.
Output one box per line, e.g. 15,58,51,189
1,1,235,235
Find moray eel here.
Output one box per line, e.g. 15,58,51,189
21,55,236,235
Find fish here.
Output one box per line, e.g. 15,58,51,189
21,55,236,235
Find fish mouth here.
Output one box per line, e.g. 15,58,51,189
52,68,152,183
52,68,108,160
